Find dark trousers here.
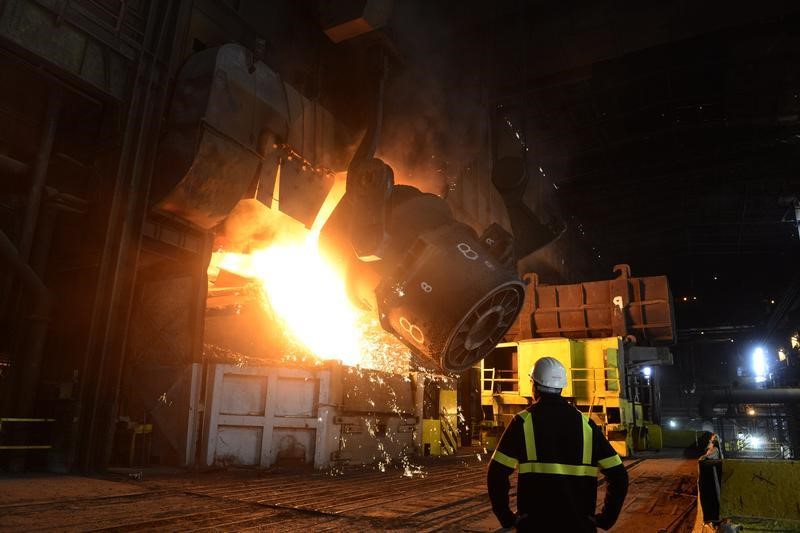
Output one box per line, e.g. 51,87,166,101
698,460,722,522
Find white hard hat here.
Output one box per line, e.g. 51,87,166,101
530,357,567,389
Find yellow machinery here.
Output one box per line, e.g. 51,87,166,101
421,389,460,456
480,337,657,457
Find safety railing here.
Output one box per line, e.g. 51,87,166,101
482,366,621,397
726,438,788,459
482,368,519,393
570,367,621,394
0,418,55,450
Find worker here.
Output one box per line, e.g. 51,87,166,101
487,357,629,531
699,433,721,461
697,433,722,524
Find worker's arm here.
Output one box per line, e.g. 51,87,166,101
591,422,629,530
487,417,523,528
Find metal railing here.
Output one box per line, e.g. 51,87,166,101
482,368,519,393
570,367,621,392
0,418,55,450
725,438,789,459
482,366,621,397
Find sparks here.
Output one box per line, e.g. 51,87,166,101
209,176,408,370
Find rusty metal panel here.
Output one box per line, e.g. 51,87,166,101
508,265,675,345
151,44,283,228
220,374,267,416
284,83,349,171
275,376,318,418
141,217,205,254
155,126,262,229
0,0,132,99
276,156,335,228
69,0,150,46
215,425,263,466
128,275,194,364
202,365,327,468
152,44,349,229
269,427,316,466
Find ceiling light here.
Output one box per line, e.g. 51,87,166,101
752,347,768,383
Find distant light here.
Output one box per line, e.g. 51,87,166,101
642,366,652,378
713,275,718,280
669,419,677,428
700,331,705,335
792,335,799,349
682,297,688,302
692,296,697,301
747,407,756,416
778,349,787,362
770,299,776,305
752,347,768,383
750,435,763,448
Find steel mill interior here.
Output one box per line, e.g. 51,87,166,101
1,1,800,532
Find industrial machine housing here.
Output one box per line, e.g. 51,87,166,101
477,266,676,457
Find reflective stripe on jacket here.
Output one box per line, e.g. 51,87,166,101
491,410,622,476
486,394,628,532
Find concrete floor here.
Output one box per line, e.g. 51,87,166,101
0,452,699,532
600,454,698,533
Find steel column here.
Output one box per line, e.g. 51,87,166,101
18,88,62,262
0,230,50,417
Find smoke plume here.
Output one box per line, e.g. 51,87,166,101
377,2,489,197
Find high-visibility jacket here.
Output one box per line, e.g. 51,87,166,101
487,394,629,531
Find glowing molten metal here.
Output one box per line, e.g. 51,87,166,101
209,180,408,370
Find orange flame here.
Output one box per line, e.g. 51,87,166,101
209,175,409,371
